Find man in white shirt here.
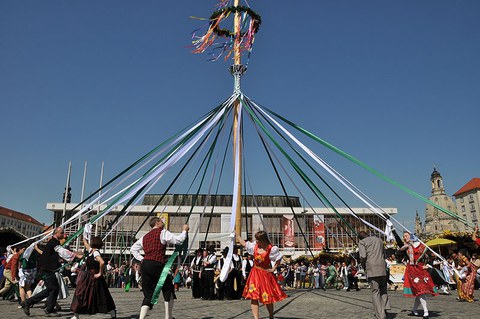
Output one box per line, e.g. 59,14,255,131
130,217,189,319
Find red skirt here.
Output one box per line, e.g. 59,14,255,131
243,267,287,304
403,264,438,297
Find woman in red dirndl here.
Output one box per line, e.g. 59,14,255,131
236,231,287,319
400,232,437,319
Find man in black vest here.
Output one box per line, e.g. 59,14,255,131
190,248,203,299
242,252,253,289
201,245,217,300
22,227,83,317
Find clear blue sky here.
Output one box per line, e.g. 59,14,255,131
1,1,479,230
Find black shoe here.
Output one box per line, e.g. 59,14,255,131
44,311,61,317
22,301,31,316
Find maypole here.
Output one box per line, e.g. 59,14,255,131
232,0,243,238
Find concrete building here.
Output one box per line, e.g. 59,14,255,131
422,168,462,235
453,178,480,231
47,194,396,259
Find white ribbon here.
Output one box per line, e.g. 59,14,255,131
83,222,93,243
220,94,243,282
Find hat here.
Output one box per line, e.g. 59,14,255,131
195,248,203,254
243,252,250,257
222,246,229,255
207,245,216,254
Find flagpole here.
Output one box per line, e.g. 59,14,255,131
76,161,88,251
61,161,72,226
95,161,104,237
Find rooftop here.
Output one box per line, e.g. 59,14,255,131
0,206,44,226
453,178,480,196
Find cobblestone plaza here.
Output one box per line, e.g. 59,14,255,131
2,287,478,319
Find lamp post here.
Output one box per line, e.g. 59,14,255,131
301,209,308,254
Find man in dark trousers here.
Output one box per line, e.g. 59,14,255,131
190,248,203,299
358,231,391,319
130,217,189,319
22,227,83,317
201,245,217,300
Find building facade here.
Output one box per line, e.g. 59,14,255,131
0,206,44,242
453,178,480,231
422,168,462,235
47,194,396,259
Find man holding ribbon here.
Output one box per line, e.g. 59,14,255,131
21,227,83,317
130,217,189,319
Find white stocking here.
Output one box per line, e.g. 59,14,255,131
139,305,150,319
165,296,174,319
419,294,428,316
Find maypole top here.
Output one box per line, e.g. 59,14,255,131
191,1,262,64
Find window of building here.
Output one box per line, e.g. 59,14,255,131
462,206,465,212
168,214,190,232
199,214,221,233
460,198,464,203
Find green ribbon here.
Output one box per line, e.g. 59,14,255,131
257,99,473,228
151,236,188,304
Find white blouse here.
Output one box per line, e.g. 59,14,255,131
245,241,282,262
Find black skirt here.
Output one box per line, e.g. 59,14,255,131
71,270,116,314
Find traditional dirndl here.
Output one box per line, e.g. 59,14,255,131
403,264,438,297
242,243,287,304
243,266,287,304
71,269,116,314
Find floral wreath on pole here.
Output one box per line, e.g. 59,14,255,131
191,5,262,62
210,6,261,37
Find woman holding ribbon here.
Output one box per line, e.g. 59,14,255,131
236,231,287,319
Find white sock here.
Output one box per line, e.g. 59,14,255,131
139,305,150,319
165,297,174,319
419,294,428,316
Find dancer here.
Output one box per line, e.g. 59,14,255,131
19,244,39,308
400,232,437,319
130,217,189,319
455,249,475,302
70,236,116,319
22,227,83,317
473,225,480,247
358,231,391,319
236,230,287,319
0,245,21,300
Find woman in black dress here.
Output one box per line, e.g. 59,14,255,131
70,236,116,319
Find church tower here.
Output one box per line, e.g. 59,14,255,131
424,167,461,235
414,211,423,235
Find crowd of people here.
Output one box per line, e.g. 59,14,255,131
1,222,480,318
